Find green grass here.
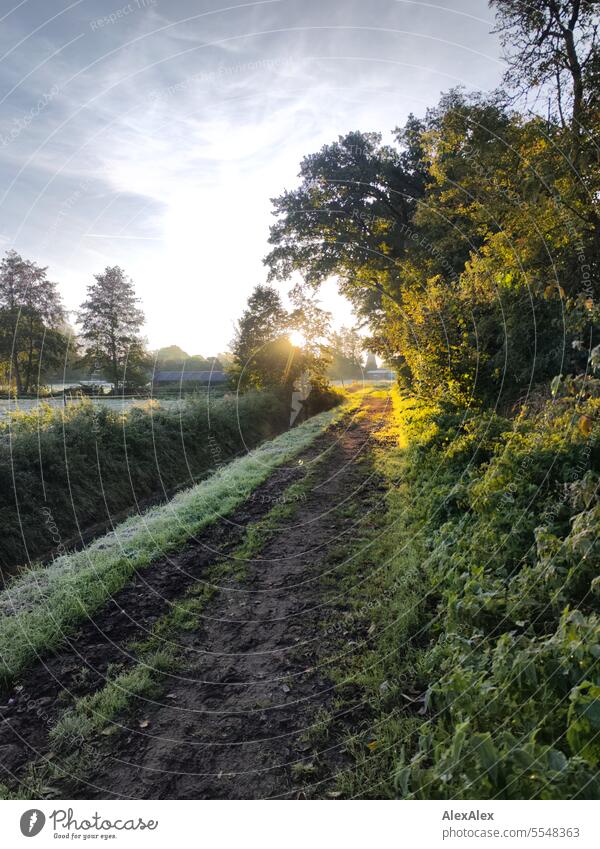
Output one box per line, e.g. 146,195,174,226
0,399,351,688
0,652,175,799
50,654,171,748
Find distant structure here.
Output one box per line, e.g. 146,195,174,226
152,370,228,388
363,351,395,381
364,352,378,371
366,368,395,381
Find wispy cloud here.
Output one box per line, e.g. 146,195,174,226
0,0,501,354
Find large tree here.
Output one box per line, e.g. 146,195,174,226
265,91,600,403
77,266,147,390
265,128,428,329
0,250,68,394
263,1,600,405
230,285,297,390
491,0,600,138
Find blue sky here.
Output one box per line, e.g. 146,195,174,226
0,0,503,355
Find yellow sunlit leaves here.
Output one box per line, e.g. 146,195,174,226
578,415,593,437
544,284,565,299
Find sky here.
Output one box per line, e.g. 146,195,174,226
0,0,504,356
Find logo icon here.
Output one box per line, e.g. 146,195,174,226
20,810,45,837
290,370,312,425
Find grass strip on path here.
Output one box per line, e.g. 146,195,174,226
0,400,354,688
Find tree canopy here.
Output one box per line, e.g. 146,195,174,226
77,266,148,389
264,2,600,406
0,250,68,394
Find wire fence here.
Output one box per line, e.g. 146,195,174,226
0,391,224,422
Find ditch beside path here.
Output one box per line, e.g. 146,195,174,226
0,392,391,799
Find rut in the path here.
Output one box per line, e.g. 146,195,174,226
77,395,389,800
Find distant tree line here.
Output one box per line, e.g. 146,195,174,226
0,251,366,396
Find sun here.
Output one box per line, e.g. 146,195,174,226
289,329,306,348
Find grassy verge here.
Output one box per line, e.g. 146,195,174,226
318,388,600,799
0,386,340,575
1,443,336,799
0,399,351,689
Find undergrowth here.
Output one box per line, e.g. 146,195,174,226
329,387,600,799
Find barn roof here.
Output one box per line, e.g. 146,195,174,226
366,369,395,379
152,370,228,383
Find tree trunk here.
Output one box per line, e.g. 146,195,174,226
110,335,119,392
12,350,22,396
564,26,584,138
24,330,34,395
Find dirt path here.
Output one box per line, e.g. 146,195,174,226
0,393,390,799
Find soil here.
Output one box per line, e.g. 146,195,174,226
0,393,390,799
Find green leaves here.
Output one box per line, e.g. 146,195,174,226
551,374,563,397
567,683,600,766
348,392,600,799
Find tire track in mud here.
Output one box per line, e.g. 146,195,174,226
0,393,390,798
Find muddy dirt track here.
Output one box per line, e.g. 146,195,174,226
0,393,390,799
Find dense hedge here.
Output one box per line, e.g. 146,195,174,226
0,387,340,576
343,388,600,799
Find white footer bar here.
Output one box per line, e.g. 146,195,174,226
0,799,597,847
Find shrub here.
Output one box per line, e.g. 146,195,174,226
342,388,600,799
